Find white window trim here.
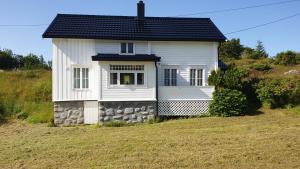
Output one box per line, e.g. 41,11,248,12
189,68,205,87
119,42,135,55
72,65,91,91
108,65,147,88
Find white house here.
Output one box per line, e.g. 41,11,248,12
43,1,226,126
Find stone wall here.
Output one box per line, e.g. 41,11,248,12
99,101,157,124
54,102,84,126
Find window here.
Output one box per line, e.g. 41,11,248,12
110,73,118,85
120,43,134,54
73,67,89,89
190,69,203,86
120,73,135,85
137,73,144,85
109,65,145,86
164,69,177,86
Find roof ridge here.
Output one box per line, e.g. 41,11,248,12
57,13,211,20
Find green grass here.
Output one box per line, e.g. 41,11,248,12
0,70,52,123
0,108,299,169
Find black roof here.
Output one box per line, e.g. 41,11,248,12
92,54,161,62
43,14,226,42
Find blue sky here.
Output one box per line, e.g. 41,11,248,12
0,0,299,61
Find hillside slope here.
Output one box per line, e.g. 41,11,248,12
0,70,52,123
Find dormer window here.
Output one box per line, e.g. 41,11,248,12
121,43,134,54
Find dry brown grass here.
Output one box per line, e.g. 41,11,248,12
0,108,299,169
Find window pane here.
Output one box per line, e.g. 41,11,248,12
137,73,144,85
74,68,80,89
190,69,196,86
82,68,89,89
128,43,134,53
110,73,118,85
171,69,177,86
120,73,135,85
197,69,203,86
82,68,86,88
164,69,170,86
121,43,127,53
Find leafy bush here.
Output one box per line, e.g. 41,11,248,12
250,63,272,71
256,78,300,108
209,66,248,91
209,89,247,117
275,51,297,65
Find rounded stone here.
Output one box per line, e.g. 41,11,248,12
141,106,146,111
106,108,115,116
116,110,123,114
113,115,123,120
141,112,149,115
60,113,67,119
148,106,154,110
99,116,104,122
142,116,147,119
104,116,110,122
123,115,130,121
131,114,137,119
135,108,141,113
99,105,105,110
99,111,106,117
137,116,143,123
149,109,155,114
124,108,134,115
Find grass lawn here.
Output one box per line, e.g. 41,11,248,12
0,108,299,169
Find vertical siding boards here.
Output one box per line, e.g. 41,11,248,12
52,39,97,101
52,39,217,102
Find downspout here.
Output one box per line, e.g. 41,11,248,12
155,61,159,117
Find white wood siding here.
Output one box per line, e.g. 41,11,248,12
158,86,214,100
52,39,218,102
99,61,156,101
52,39,98,101
152,41,218,88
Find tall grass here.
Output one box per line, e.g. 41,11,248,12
0,70,53,123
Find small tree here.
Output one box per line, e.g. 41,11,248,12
275,51,297,65
255,41,268,58
220,38,244,60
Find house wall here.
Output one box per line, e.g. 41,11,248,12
99,61,156,101
52,39,218,102
52,39,98,101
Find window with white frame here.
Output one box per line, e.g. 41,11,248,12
190,69,203,86
109,65,145,86
164,69,177,86
120,43,134,54
73,67,89,89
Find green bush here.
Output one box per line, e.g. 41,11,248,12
250,63,272,71
275,51,297,65
209,89,247,117
256,78,300,108
209,66,248,91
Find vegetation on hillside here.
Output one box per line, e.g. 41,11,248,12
0,70,52,123
0,48,51,70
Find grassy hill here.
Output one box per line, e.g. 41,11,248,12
0,70,52,123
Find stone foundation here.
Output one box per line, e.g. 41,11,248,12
54,102,84,126
99,101,157,124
